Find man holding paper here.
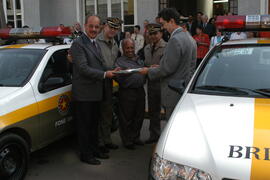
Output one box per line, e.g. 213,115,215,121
114,38,146,150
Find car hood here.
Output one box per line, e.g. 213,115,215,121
161,93,270,180
0,87,21,99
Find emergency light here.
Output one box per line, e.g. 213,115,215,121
216,15,270,31
0,26,71,39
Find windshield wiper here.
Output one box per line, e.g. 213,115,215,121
195,85,249,95
253,89,270,98
195,85,270,98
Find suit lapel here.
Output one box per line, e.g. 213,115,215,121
82,34,103,62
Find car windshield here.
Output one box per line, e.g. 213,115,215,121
0,48,46,87
192,44,270,98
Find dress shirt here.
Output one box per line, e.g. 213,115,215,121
170,27,182,38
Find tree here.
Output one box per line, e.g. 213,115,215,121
0,0,6,28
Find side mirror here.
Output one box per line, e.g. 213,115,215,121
168,80,185,94
40,77,65,93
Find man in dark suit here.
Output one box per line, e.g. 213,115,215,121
140,8,197,120
70,15,117,165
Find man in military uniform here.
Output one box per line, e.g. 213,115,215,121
96,17,123,153
144,24,167,144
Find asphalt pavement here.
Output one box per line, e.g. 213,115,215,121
25,119,160,180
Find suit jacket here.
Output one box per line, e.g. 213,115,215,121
148,28,197,108
70,33,106,101
203,23,216,38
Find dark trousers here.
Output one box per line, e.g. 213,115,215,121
147,80,161,139
118,87,145,146
74,101,100,158
99,79,113,146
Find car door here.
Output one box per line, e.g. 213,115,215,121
34,48,73,147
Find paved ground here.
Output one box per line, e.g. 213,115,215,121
25,119,160,180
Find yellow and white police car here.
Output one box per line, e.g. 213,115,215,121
0,27,73,179
149,15,270,180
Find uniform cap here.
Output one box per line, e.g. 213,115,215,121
147,23,162,34
106,17,123,29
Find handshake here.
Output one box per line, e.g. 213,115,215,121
138,64,160,75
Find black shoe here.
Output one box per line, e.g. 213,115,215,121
99,146,110,153
124,144,136,150
94,152,110,159
133,139,144,146
145,138,158,144
80,157,101,165
105,143,119,150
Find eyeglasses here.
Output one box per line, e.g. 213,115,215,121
88,25,100,29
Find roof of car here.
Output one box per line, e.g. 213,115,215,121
223,38,270,45
0,43,70,50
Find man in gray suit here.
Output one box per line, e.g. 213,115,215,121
140,8,197,120
70,15,118,165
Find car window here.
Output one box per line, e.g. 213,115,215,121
0,49,46,87
39,49,71,93
192,45,270,98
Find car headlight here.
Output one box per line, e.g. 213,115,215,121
150,153,212,180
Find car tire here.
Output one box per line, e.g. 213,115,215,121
0,133,29,180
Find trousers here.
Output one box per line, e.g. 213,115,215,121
118,87,145,145
74,101,100,158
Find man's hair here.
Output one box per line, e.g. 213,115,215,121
197,12,204,16
85,14,100,24
122,38,135,49
158,8,180,25
134,25,140,30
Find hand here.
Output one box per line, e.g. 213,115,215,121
139,67,149,75
150,64,159,68
105,68,121,78
105,70,115,78
67,54,73,63
114,67,122,71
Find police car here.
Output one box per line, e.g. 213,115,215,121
149,15,270,180
0,27,73,179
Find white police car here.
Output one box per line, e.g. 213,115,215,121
149,15,270,180
0,27,73,179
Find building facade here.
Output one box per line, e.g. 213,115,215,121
1,0,269,29
2,0,158,31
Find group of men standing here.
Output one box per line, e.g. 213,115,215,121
70,8,196,165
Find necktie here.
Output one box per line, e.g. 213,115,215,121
92,40,97,51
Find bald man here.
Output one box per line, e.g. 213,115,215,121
114,38,146,150
71,15,118,165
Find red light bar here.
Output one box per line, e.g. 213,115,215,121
216,15,245,30
41,26,71,37
216,15,270,32
0,26,71,39
0,28,11,39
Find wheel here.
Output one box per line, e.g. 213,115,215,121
0,133,29,180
